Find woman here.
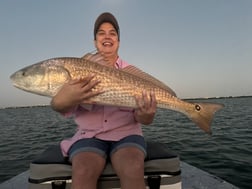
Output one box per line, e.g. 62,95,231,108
51,12,157,189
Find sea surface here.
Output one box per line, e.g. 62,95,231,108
0,97,251,189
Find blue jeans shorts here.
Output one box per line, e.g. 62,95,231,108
68,135,146,162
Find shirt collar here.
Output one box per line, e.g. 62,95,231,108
115,57,123,69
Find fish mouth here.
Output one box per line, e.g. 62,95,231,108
10,72,28,90
10,72,20,85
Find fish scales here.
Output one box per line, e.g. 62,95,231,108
58,58,173,108
10,56,224,134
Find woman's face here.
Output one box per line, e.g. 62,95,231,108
94,22,119,58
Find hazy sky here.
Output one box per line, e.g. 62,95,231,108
1,0,251,108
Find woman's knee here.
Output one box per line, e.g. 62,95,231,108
72,152,106,179
112,147,145,178
124,163,144,181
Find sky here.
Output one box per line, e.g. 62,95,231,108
0,0,251,108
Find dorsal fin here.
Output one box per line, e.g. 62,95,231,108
122,65,176,97
82,53,176,96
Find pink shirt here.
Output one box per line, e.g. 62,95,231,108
60,57,142,156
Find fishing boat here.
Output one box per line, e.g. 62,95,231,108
0,141,238,189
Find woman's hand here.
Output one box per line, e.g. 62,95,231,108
134,91,157,125
51,75,103,113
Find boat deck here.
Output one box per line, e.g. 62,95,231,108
0,161,239,189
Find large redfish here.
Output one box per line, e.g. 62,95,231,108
10,54,224,134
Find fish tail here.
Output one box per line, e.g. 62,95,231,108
187,102,224,134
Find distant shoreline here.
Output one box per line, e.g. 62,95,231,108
1,95,251,109
184,95,252,101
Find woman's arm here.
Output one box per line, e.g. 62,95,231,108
51,75,102,113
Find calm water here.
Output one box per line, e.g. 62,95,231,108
0,97,251,189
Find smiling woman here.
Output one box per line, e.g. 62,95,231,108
49,12,158,189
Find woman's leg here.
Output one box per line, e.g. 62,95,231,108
71,151,106,189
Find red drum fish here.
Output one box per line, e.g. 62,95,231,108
10,54,224,134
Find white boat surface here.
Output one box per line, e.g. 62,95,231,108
0,161,239,189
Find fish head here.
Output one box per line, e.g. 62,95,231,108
10,60,70,97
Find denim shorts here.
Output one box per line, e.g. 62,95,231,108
68,135,146,162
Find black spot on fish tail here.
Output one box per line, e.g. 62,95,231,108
195,104,201,111
188,102,224,134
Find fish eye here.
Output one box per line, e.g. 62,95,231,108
22,71,26,76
